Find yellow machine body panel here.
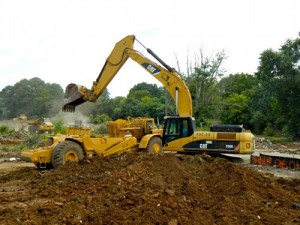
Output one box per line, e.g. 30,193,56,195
162,131,254,154
21,134,66,167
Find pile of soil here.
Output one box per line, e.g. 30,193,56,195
0,152,300,225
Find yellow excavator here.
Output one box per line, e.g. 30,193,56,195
22,35,255,168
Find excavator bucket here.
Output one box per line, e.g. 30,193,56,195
62,83,88,112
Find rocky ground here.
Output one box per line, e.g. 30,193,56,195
0,139,299,225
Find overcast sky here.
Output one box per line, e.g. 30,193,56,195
1,0,299,97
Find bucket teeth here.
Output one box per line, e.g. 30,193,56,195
62,105,75,112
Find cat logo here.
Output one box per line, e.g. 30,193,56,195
142,63,161,75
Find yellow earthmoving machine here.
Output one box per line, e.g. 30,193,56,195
22,35,255,168
21,116,162,168
13,114,54,134
27,118,54,134
107,117,162,140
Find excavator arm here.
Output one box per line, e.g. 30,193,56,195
63,35,193,117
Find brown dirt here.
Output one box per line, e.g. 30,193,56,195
0,152,300,225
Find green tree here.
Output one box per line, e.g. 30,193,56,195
53,119,67,134
89,114,112,124
128,82,163,99
220,93,252,127
84,83,171,124
218,73,257,129
255,34,300,138
218,73,256,98
184,49,227,125
124,83,174,122
109,96,127,119
0,77,64,119
77,89,111,116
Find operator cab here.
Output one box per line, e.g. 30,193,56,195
162,116,196,145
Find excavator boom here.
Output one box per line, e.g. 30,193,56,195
63,35,134,112
62,35,192,117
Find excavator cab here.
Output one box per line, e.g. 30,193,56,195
162,117,195,145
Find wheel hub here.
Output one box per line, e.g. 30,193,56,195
152,143,161,154
65,150,78,162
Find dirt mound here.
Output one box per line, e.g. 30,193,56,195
0,153,300,225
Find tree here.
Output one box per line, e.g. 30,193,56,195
109,96,127,119
128,83,175,121
53,119,67,134
218,73,256,98
255,34,300,138
84,83,172,124
220,93,252,127
89,114,112,124
77,89,111,117
0,77,64,119
184,49,227,124
127,82,163,99
0,85,14,118
218,73,257,129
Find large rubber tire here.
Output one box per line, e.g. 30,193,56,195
147,137,163,155
52,141,84,168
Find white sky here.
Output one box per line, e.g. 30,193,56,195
0,0,299,97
